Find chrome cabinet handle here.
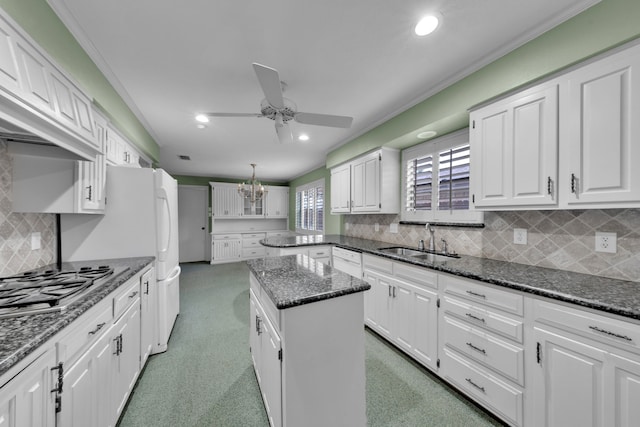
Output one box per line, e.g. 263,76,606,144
547,177,552,195
589,325,632,341
466,290,486,299
466,342,486,354
570,173,577,193
388,285,392,297
465,378,486,393
86,185,92,201
392,286,397,298
466,313,486,323
88,322,106,335
128,291,139,299
144,280,150,295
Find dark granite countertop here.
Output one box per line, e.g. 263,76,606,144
261,235,640,321
246,255,370,310
0,257,154,378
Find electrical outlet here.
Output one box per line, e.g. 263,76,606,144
595,232,617,253
513,228,527,245
374,223,379,232
390,223,399,234
345,222,350,231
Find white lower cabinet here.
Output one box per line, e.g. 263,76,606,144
363,254,439,371
0,347,57,427
277,245,332,265
139,268,156,368
112,298,141,419
249,273,366,426
531,299,640,427
211,234,242,264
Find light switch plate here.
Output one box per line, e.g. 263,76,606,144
374,223,379,232
31,232,41,250
513,228,527,245
595,232,617,253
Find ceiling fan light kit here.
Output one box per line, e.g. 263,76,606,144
238,163,267,205
199,63,354,144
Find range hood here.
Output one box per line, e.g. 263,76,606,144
0,91,99,161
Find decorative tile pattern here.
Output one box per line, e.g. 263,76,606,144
344,210,640,282
0,141,56,276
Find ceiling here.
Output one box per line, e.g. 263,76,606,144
47,0,596,183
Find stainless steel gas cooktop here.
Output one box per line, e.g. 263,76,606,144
0,265,128,318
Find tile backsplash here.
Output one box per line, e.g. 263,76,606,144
344,209,640,282
0,141,56,276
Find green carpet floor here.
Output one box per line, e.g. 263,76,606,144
118,262,503,427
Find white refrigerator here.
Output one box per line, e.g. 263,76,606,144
60,166,180,353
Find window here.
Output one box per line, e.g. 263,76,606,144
295,179,324,233
402,129,482,223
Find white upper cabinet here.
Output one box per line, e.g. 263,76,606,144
265,185,289,218
330,163,351,213
211,182,243,218
330,147,400,214
471,83,559,208
471,39,640,210
0,10,100,160
105,124,141,167
559,42,640,208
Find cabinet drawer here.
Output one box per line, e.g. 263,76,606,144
212,233,242,240
332,247,361,264
394,262,437,290
242,237,264,248
58,301,113,364
113,279,140,320
442,295,524,343
533,300,640,353
442,314,524,386
333,257,362,278
362,254,393,274
442,348,523,427
442,274,523,316
308,246,331,258
242,247,266,258
242,232,266,240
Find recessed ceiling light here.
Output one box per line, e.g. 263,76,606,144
415,15,439,36
417,130,437,139
195,114,210,123
298,134,310,141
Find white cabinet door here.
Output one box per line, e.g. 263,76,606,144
609,352,640,427
212,239,242,263
330,163,351,213
363,270,392,338
560,43,640,207
532,326,607,427
265,186,289,218
140,268,156,368
259,309,282,427
351,151,380,212
211,183,242,218
471,83,558,208
409,283,439,371
59,326,114,427
249,294,262,385
112,299,141,420
0,348,56,427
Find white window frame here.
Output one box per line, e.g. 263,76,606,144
295,178,325,234
402,129,483,224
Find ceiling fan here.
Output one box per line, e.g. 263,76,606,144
199,63,354,144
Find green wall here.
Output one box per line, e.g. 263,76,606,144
0,0,160,162
326,0,640,168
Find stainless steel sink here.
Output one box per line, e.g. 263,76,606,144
377,246,460,261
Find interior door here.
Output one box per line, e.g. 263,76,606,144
178,185,208,262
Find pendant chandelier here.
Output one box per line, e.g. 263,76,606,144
238,163,267,204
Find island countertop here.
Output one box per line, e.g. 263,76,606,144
246,255,371,310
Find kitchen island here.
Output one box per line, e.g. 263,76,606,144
246,255,370,427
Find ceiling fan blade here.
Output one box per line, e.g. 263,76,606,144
252,63,285,110
274,117,293,144
294,112,353,128
202,112,262,118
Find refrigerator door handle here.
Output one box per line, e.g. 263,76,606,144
166,265,181,282
156,188,171,262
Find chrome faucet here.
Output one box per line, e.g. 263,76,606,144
418,239,425,250
425,223,435,251
441,238,448,255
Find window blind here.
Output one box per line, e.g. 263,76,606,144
438,144,470,211
406,155,433,211
295,180,324,232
